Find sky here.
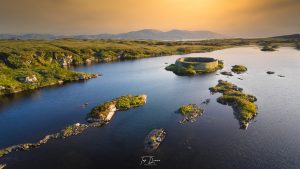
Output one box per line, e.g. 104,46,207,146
0,0,299,37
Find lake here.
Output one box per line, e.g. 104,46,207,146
1,47,300,169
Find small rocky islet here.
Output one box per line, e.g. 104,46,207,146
178,104,204,124
209,80,258,129
231,65,247,74
144,128,166,153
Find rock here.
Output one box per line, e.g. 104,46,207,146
201,99,210,105
278,75,285,77
58,80,64,84
144,129,166,153
85,58,93,64
0,164,6,169
38,135,51,145
221,71,233,76
238,78,243,80
58,55,73,67
0,86,5,90
17,75,38,83
266,71,275,74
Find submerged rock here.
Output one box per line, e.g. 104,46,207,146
266,71,275,74
221,71,233,76
144,129,166,153
278,75,285,77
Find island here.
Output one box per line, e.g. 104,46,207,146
165,57,223,76
209,80,258,129
231,65,248,74
178,104,204,124
144,128,166,153
86,94,147,123
261,44,279,51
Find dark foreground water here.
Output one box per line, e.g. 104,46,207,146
1,47,300,169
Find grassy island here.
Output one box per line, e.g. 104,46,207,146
209,80,257,129
86,94,147,123
261,44,279,51
165,57,223,76
178,104,204,123
231,65,247,74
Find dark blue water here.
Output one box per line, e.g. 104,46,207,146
1,47,300,169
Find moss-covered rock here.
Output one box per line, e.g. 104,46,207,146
231,65,247,74
261,45,278,51
178,104,204,123
209,80,258,129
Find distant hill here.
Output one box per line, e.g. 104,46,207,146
0,29,226,40
271,34,300,40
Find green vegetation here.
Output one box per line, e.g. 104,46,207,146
0,38,298,95
165,60,223,76
87,101,116,120
178,104,204,123
231,65,247,74
87,94,147,122
209,80,258,129
115,95,147,110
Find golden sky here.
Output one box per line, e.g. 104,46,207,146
0,0,299,37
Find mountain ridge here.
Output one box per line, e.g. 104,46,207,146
0,29,226,40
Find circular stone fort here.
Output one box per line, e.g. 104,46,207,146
175,57,219,71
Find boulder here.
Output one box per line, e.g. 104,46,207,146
58,55,73,67
85,58,93,64
17,75,38,83
0,164,6,169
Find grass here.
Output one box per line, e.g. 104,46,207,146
209,80,257,129
178,104,202,115
115,95,147,110
0,38,298,95
231,65,247,74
